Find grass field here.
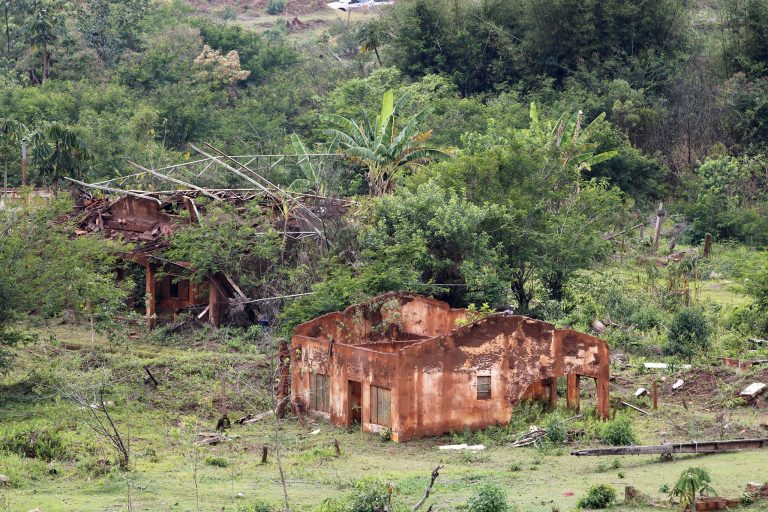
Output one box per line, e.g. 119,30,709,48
1,323,767,512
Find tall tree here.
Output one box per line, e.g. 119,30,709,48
24,0,66,83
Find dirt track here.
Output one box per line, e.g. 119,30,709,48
184,0,330,16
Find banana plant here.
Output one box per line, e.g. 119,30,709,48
530,102,618,174
287,132,333,197
321,89,448,196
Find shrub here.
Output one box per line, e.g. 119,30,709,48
577,484,616,509
205,456,229,468
342,479,392,512
467,483,512,512
239,501,274,512
266,0,285,15
665,308,710,362
670,467,716,511
0,425,71,461
544,414,567,445
602,415,637,446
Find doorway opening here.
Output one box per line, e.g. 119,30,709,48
348,380,362,427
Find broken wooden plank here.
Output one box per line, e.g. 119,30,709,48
194,432,231,445
621,401,651,416
571,438,768,456
238,410,274,425
222,272,248,301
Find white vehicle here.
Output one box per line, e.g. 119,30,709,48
327,0,394,12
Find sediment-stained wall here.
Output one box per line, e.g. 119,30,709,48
291,293,610,442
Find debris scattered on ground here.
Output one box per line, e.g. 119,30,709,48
621,401,651,415
745,482,768,499
740,382,767,400
509,426,548,447
310,429,321,435
195,432,231,445
644,362,692,370
236,410,274,425
673,379,685,390
438,444,486,451
682,496,740,511
635,387,648,397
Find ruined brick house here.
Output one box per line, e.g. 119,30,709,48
72,194,241,329
291,292,611,442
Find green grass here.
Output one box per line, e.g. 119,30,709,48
2,325,767,512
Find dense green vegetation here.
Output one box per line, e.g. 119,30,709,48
2,0,768,510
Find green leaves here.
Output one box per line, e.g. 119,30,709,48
0,196,129,369
323,89,448,196
28,122,91,185
377,89,393,134
670,467,716,511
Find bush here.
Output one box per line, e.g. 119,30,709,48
665,308,710,362
315,479,392,512
602,415,637,446
266,0,285,15
467,483,512,512
239,501,274,512
0,425,71,461
577,484,616,509
205,456,229,468
544,414,567,445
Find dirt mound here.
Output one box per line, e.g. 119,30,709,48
614,365,768,411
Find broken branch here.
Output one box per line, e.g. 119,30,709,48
412,464,444,512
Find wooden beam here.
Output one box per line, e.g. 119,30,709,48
209,275,221,328
571,438,768,457
64,176,162,204
146,262,156,331
620,400,651,416
652,202,665,253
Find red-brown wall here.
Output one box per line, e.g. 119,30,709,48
291,294,610,442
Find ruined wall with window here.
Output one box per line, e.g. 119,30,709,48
291,293,610,442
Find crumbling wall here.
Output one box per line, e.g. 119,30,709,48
292,293,466,345
393,315,609,440
291,293,610,443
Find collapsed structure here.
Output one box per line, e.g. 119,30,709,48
71,194,246,328
65,143,345,329
291,293,611,442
